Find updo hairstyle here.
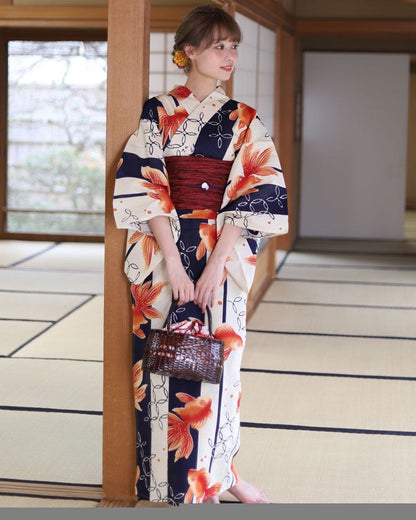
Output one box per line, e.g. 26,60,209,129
173,4,241,73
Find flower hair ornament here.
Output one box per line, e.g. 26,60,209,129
172,49,188,69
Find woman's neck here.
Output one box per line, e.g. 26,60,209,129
184,77,218,102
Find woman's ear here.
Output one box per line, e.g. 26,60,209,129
184,43,196,61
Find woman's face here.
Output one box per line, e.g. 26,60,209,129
186,37,239,83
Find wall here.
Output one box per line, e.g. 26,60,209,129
300,52,410,240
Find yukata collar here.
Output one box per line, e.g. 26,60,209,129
169,85,228,107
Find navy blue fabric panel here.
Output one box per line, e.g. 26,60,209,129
220,183,288,217
116,152,164,180
132,280,153,501
192,100,238,159
141,96,164,122
246,238,258,255
167,371,202,504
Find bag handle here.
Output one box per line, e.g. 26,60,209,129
163,300,214,336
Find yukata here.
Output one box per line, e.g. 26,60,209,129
113,85,288,504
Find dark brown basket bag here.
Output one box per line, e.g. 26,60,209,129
142,301,224,384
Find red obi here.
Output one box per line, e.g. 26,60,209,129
165,155,232,212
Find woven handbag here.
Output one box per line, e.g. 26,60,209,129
142,301,224,384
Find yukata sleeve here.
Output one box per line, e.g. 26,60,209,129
218,113,288,239
113,97,180,284
217,112,288,294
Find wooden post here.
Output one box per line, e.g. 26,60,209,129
100,0,150,507
275,26,296,250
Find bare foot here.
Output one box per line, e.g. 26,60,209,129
228,479,269,503
203,495,220,504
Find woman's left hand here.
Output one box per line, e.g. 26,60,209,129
194,256,226,313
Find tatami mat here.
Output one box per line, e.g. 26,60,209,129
0,496,99,507
240,371,416,431
233,427,416,503
249,302,416,338
278,264,416,285
1,241,416,505
242,332,416,378
0,292,91,322
14,296,103,361
0,241,54,268
285,252,416,268
0,410,102,484
0,268,103,295
0,321,51,357
265,280,416,307
0,358,102,411
16,243,104,271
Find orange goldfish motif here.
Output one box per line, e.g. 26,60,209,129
229,103,257,130
184,468,222,504
138,166,174,213
245,255,257,266
168,393,213,462
131,280,168,339
236,390,242,414
133,360,148,411
196,223,217,260
181,209,217,220
234,126,252,151
169,86,191,100
214,323,243,361
116,158,123,171
227,143,277,201
157,105,188,146
128,231,160,268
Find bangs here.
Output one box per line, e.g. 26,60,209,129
202,21,241,49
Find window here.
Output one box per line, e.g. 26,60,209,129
233,13,276,136
2,35,107,240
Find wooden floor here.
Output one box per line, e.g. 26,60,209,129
0,229,415,506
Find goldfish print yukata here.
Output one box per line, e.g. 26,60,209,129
113,85,288,504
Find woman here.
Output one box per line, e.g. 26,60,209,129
113,4,288,505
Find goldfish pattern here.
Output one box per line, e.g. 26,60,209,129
184,468,222,504
113,85,288,504
168,393,213,461
214,323,244,362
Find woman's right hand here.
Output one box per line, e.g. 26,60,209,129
165,256,194,305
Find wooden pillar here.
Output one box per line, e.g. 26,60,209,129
100,0,150,507
275,26,296,250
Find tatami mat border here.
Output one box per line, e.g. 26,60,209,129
260,300,416,310
0,318,53,323
0,492,100,502
0,288,99,297
8,294,97,357
275,251,290,274
10,356,103,363
8,244,59,268
241,423,416,436
0,478,102,487
240,368,416,381
273,278,416,287
0,406,102,415
281,263,416,271
247,329,416,341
